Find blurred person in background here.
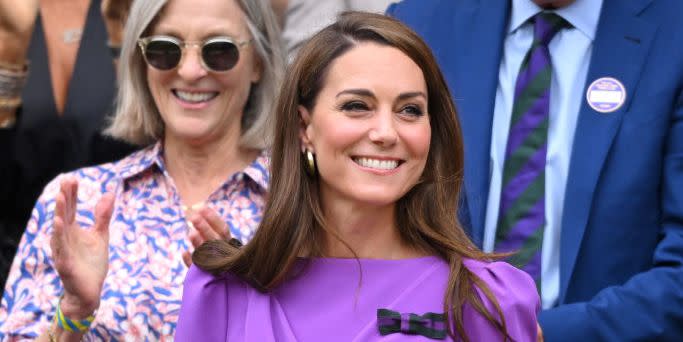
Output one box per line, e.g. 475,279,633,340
390,0,683,340
0,0,137,295
0,0,284,339
176,12,539,342
279,0,396,60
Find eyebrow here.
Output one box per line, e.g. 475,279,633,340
336,89,427,101
152,26,240,40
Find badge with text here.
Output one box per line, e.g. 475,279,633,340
586,77,626,113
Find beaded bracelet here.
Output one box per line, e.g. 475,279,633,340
0,61,28,114
54,295,96,333
0,60,27,72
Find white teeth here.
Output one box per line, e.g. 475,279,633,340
175,90,216,103
354,157,399,170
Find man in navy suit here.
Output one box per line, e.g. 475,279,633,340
389,0,683,340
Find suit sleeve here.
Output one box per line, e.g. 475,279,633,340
386,2,397,15
539,87,683,341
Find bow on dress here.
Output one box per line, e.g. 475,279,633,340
377,308,447,339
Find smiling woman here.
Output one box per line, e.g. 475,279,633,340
299,43,431,216
0,0,285,340
177,11,540,342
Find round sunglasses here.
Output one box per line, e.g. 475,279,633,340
137,35,253,72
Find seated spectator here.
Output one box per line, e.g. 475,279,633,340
0,0,284,339
176,12,539,341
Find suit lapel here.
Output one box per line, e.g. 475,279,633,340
445,0,509,246
559,0,656,302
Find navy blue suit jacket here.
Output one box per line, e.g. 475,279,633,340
389,0,683,340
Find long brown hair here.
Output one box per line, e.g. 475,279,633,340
194,11,510,341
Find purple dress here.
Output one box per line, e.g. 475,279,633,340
176,256,539,341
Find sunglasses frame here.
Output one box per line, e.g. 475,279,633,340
137,35,253,72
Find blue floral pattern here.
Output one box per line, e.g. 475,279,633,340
0,143,268,341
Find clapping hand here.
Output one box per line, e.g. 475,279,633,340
51,178,114,318
182,205,231,267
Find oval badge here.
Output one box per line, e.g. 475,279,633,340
586,77,626,113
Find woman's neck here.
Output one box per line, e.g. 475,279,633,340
163,133,258,206
321,198,423,260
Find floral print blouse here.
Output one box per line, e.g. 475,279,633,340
0,143,269,341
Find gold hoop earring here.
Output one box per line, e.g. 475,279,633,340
305,150,317,176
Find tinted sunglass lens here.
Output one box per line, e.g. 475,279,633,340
145,40,181,70
202,41,239,71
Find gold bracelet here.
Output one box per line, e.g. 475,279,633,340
0,66,28,101
0,60,28,72
0,113,16,129
0,97,21,112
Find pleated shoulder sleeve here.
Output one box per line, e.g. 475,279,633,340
176,265,231,342
463,259,541,341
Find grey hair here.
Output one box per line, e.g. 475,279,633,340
105,0,285,149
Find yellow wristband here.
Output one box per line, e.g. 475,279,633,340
54,295,96,333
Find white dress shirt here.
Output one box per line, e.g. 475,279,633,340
482,0,603,308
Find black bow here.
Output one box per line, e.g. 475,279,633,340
377,308,447,339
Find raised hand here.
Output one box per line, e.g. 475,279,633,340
182,204,231,267
0,0,39,63
51,177,115,318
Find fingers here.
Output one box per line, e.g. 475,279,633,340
59,177,78,225
53,178,78,261
188,205,230,243
94,193,115,236
51,194,69,272
537,323,543,342
200,206,231,240
54,184,67,226
182,251,192,267
51,209,66,261
187,227,203,249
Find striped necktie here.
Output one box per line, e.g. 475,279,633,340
494,12,569,288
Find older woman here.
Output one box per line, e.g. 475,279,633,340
177,11,538,342
0,0,284,340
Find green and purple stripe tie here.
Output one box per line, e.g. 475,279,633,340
494,13,569,289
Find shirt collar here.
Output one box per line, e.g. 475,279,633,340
509,0,603,41
242,150,270,191
115,142,162,180
115,141,270,191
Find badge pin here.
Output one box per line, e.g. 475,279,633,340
586,77,626,113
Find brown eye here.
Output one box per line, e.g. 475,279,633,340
340,101,369,111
